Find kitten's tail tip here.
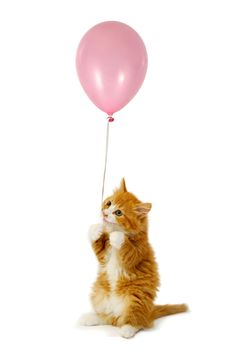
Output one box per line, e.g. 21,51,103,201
153,303,189,320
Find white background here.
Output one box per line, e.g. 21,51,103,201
0,0,235,349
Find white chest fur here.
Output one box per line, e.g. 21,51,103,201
105,247,122,290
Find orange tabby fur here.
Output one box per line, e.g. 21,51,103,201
84,179,187,337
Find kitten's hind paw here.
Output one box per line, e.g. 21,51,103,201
79,313,105,326
119,325,139,338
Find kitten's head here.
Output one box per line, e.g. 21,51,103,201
102,178,151,232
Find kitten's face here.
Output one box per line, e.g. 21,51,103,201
102,179,151,232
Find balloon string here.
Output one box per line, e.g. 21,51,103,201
101,116,114,204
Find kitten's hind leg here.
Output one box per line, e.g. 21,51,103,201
119,325,140,338
79,312,105,326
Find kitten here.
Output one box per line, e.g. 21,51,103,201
80,179,187,338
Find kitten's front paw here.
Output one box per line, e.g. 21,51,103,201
88,224,103,242
110,231,125,249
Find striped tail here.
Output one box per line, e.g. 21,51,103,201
152,303,188,319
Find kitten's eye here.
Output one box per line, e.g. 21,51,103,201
115,210,123,216
106,201,111,207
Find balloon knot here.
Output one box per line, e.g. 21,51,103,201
107,116,115,122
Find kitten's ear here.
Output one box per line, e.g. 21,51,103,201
134,203,152,216
119,178,127,192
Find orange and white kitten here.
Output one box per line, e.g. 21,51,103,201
80,179,187,338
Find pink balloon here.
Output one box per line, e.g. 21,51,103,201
76,21,148,115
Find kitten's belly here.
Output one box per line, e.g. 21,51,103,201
92,247,127,317
93,293,125,317
105,247,125,290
